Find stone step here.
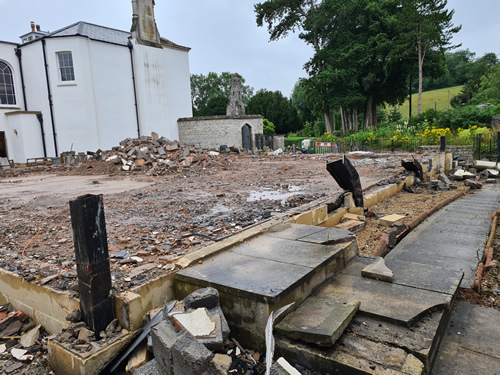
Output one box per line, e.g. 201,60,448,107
175,223,359,349
275,296,360,347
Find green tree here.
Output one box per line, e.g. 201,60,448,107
472,65,500,105
262,119,276,134
402,0,461,115
190,72,254,117
451,52,499,107
247,89,301,134
255,0,335,134
304,0,413,130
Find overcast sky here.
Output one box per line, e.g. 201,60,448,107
1,0,499,97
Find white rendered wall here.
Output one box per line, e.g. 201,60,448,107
132,42,192,141
0,41,25,160
4,113,44,162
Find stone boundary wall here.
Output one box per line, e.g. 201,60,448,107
178,116,263,150
492,117,500,130
418,145,474,162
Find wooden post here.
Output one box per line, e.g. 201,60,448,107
440,136,446,153
70,194,113,334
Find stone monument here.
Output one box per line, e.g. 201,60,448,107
226,73,246,116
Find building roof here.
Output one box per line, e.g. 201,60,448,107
39,21,190,51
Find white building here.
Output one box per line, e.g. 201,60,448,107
0,0,192,163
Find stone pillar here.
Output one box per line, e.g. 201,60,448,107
70,194,114,334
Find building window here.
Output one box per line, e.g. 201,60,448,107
0,61,16,105
57,52,75,82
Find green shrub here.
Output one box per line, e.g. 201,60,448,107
263,119,276,135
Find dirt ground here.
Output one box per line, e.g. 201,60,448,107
1,149,498,374
1,152,404,296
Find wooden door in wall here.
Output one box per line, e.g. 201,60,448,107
242,124,251,150
0,132,7,158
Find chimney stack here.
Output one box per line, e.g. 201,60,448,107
30,22,35,32
36,24,40,32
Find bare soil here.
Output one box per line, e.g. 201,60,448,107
357,183,468,255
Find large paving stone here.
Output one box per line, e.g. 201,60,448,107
344,257,463,295
296,227,356,245
276,296,360,347
316,273,451,326
266,223,327,240
231,236,344,269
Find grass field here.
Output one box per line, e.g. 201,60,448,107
395,85,463,119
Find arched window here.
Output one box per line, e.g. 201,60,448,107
0,61,16,105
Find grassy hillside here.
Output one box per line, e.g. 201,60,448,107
395,85,463,119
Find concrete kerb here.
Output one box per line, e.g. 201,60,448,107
472,202,500,291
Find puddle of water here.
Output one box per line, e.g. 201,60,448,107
247,185,302,202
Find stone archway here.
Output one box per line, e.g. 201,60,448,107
242,124,252,150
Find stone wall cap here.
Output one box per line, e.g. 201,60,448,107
178,115,264,122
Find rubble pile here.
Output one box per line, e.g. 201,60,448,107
88,134,224,176
54,314,126,355
130,288,310,375
0,304,50,374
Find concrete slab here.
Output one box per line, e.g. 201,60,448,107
176,251,313,303
379,214,406,226
297,227,356,245
361,257,393,282
344,258,463,296
231,236,345,269
316,273,451,326
335,219,365,232
275,296,360,347
266,223,327,240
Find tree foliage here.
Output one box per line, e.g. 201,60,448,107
190,72,254,117
247,89,301,134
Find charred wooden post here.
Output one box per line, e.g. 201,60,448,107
440,136,446,152
69,194,113,334
326,156,364,208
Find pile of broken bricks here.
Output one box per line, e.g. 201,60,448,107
87,133,222,176
130,287,304,375
0,304,49,373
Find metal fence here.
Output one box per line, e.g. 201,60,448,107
474,132,500,161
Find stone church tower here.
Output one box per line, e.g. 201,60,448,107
226,73,246,116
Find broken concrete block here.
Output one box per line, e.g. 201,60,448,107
453,169,476,180
343,193,356,208
171,330,217,375
379,214,406,227
134,358,164,375
173,308,216,337
473,160,498,170
486,168,499,177
151,320,178,374
348,207,364,216
271,357,302,375
183,287,220,310
335,220,365,232
125,341,150,374
464,179,483,189
276,296,360,347
486,178,497,184
361,257,393,282
438,173,452,186
342,213,365,222
19,324,41,348
212,354,232,375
